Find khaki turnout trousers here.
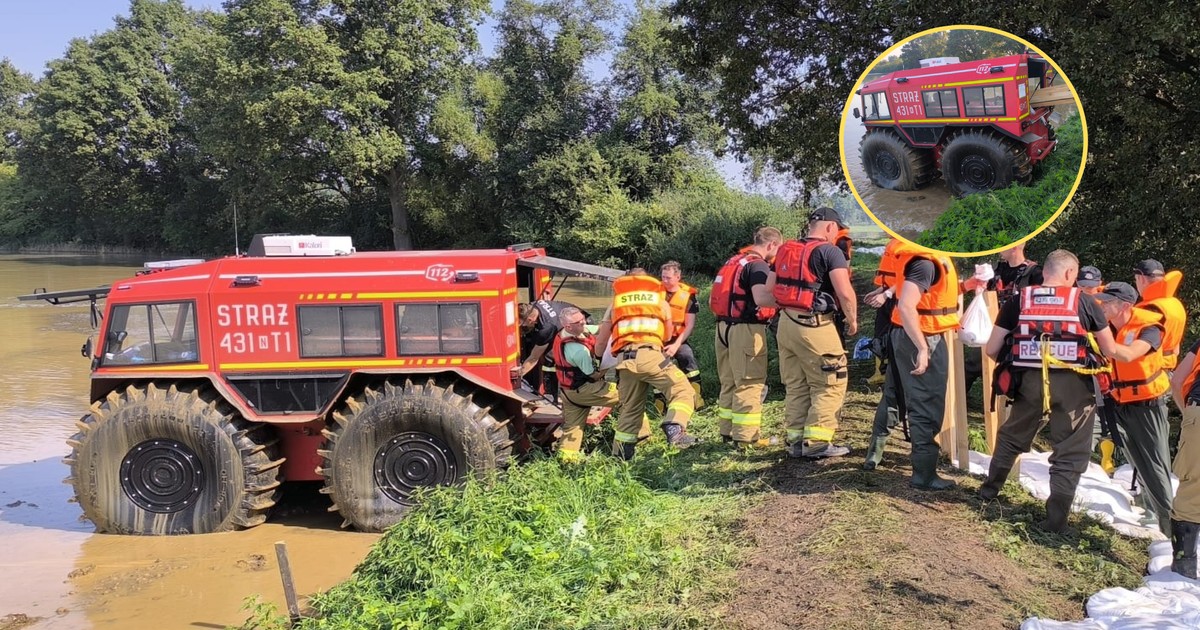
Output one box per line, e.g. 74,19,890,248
715,321,768,442
776,309,848,445
1174,404,1200,523
613,345,694,454
556,379,621,460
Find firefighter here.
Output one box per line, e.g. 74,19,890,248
711,227,782,446
660,261,703,406
1168,340,1200,578
772,208,857,458
1077,264,1120,473
964,243,1043,392
607,268,697,459
833,226,854,344
1132,259,1186,372
551,306,618,460
879,240,960,489
1095,281,1174,536
978,250,1119,532
862,238,904,470
518,299,582,402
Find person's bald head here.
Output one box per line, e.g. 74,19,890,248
1000,243,1027,265
1041,249,1078,286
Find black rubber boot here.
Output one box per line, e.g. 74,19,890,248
612,442,636,461
909,451,956,491
661,423,699,449
1038,492,1074,533
862,434,888,471
978,464,1013,501
1172,520,1200,579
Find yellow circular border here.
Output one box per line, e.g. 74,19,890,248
838,24,1088,258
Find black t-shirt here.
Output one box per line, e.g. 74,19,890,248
736,258,772,319
902,258,938,293
989,260,1042,305
995,287,1108,332
667,290,700,315
1112,321,1163,352
522,300,576,349
806,240,850,302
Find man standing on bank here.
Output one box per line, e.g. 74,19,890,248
772,208,858,458
979,250,1119,532
1096,281,1175,536
882,241,960,490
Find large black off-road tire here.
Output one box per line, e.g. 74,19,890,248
65,383,283,535
941,129,1033,197
318,378,516,532
859,130,935,191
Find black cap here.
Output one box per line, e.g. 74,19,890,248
1078,266,1102,288
1094,281,1138,305
1133,259,1164,277
809,207,847,229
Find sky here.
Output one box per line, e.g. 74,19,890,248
0,0,787,196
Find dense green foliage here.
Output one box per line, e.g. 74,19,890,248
918,114,1084,253
295,458,740,629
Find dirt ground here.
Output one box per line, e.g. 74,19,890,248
722,391,1147,630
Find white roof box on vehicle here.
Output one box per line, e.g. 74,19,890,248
249,234,356,257
144,259,206,270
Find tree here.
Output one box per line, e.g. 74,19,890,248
18,0,216,249
601,0,722,200
0,59,34,162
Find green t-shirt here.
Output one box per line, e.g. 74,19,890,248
561,334,597,376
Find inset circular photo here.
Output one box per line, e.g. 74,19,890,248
839,26,1086,256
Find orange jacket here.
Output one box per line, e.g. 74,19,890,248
874,239,903,289
1137,270,1187,370
665,282,696,341
889,242,960,334
1111,307,1171,403
611,275,668,352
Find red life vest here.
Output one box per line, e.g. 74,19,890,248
710,251,776,323
772,238,827,311
551,331,598,391
1009,286,1090,369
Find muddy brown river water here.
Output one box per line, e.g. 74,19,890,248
0,254,380,628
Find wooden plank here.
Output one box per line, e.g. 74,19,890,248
937,329,970,470
1029,83,1075,108
275,541,302,626
981,291,1001,453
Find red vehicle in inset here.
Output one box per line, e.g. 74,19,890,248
852,53,1060,196
21,236,618,534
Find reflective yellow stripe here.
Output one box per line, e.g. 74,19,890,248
667,401,693,415
615,317,665,335
614,431,640,444
731,412,761,426
357,290,499,299
787,429,805,441
106,363,210,372
928,78,1009,88
866,116,1018,124
607,383,618,394
803,426,836,442
683,370,700,378
220,357,502,370
717,407,733,420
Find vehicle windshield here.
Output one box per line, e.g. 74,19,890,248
103,301,199,365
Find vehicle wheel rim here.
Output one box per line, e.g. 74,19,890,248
120,439,204,513
873,150,901,181
374,431,459,505
959,154,996,190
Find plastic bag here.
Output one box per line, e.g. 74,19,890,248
959,294,993,347
598,338,619,370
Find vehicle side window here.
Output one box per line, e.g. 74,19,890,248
396,303,482,356
298,305,384,357
921,89,959,118
862,92,890,120
962,85,1005,117
104,302,199,365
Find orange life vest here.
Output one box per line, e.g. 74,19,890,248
1181,352,1200,404
551,331,598,390
772,238,827,311
1009,286,1090,369
1137,270,1187,370
874,239,903,289
710,251,776,323
665,282,697,341
889,243,960,334
1110,307,1171,403
835,228,853,262
611,274,668,351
